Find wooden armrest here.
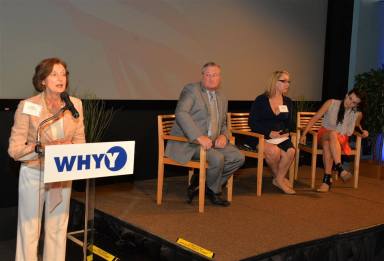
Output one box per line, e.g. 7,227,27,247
296,128,304,137
163,134,206,147
231,130,265,140
290,132,297,145
296,126,317,137
163,135,191,143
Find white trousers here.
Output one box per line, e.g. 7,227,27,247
16,165,72,261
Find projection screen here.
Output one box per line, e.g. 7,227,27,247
0,0,327,100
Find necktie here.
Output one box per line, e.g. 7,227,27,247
208,92,219,140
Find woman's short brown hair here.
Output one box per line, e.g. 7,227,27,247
32,57,69,92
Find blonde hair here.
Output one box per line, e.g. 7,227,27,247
266,70,290,97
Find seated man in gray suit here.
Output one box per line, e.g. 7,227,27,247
165,62,245,206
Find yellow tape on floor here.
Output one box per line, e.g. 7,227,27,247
176,238,214,258
87,244,119,261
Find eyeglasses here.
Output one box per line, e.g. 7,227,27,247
278,79,291,84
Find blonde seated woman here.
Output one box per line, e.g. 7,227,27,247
299,88,369,192
248,70,296,195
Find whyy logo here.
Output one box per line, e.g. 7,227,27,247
54,146,128,173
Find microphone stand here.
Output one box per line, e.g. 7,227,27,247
35,107,67,155
34,106,67,258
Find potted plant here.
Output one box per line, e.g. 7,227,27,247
354,66,384,163
73,94,116,191
292,96,319,130
82,96,115,143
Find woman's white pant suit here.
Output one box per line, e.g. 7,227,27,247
16,165,72,261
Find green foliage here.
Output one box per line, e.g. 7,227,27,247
292,97,318,128
82,96,116,143
354,66,384,135
294,97,318,113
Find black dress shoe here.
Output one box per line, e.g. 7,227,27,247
186,173,199,204
187,186,198,204
190,173,199,187
206,189,230,207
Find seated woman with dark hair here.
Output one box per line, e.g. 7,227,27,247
248,70,296,195
299,88,369,192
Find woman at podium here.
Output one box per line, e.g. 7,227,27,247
8,57,85,261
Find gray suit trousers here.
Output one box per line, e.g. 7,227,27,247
192,143,245,194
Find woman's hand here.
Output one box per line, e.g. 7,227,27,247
269,131,281,139
269,131,289,139
361,130,369,138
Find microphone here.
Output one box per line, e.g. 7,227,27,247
60,92,79,119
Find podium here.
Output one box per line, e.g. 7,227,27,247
44,141,135,261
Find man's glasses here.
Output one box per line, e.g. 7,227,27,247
278,79,291,84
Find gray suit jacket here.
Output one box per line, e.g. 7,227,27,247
165,82,230,164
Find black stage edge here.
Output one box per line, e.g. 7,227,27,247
242,224,384,261
69,199,210,261
69,199,384,261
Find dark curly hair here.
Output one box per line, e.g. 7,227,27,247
337,88,366,125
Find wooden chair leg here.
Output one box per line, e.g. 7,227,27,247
289,158,295,187
198,149,207,213
354,137,362,188
353,161,359,188
198,168,206,213
256,157,263,196
288,134,296,187
311,153,317,189
294,148,300,180
157,161,164,205
226,175,233,202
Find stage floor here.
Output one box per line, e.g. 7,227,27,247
72,162,384,261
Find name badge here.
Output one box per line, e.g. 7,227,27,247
278,105,288,113
22,101,42,117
